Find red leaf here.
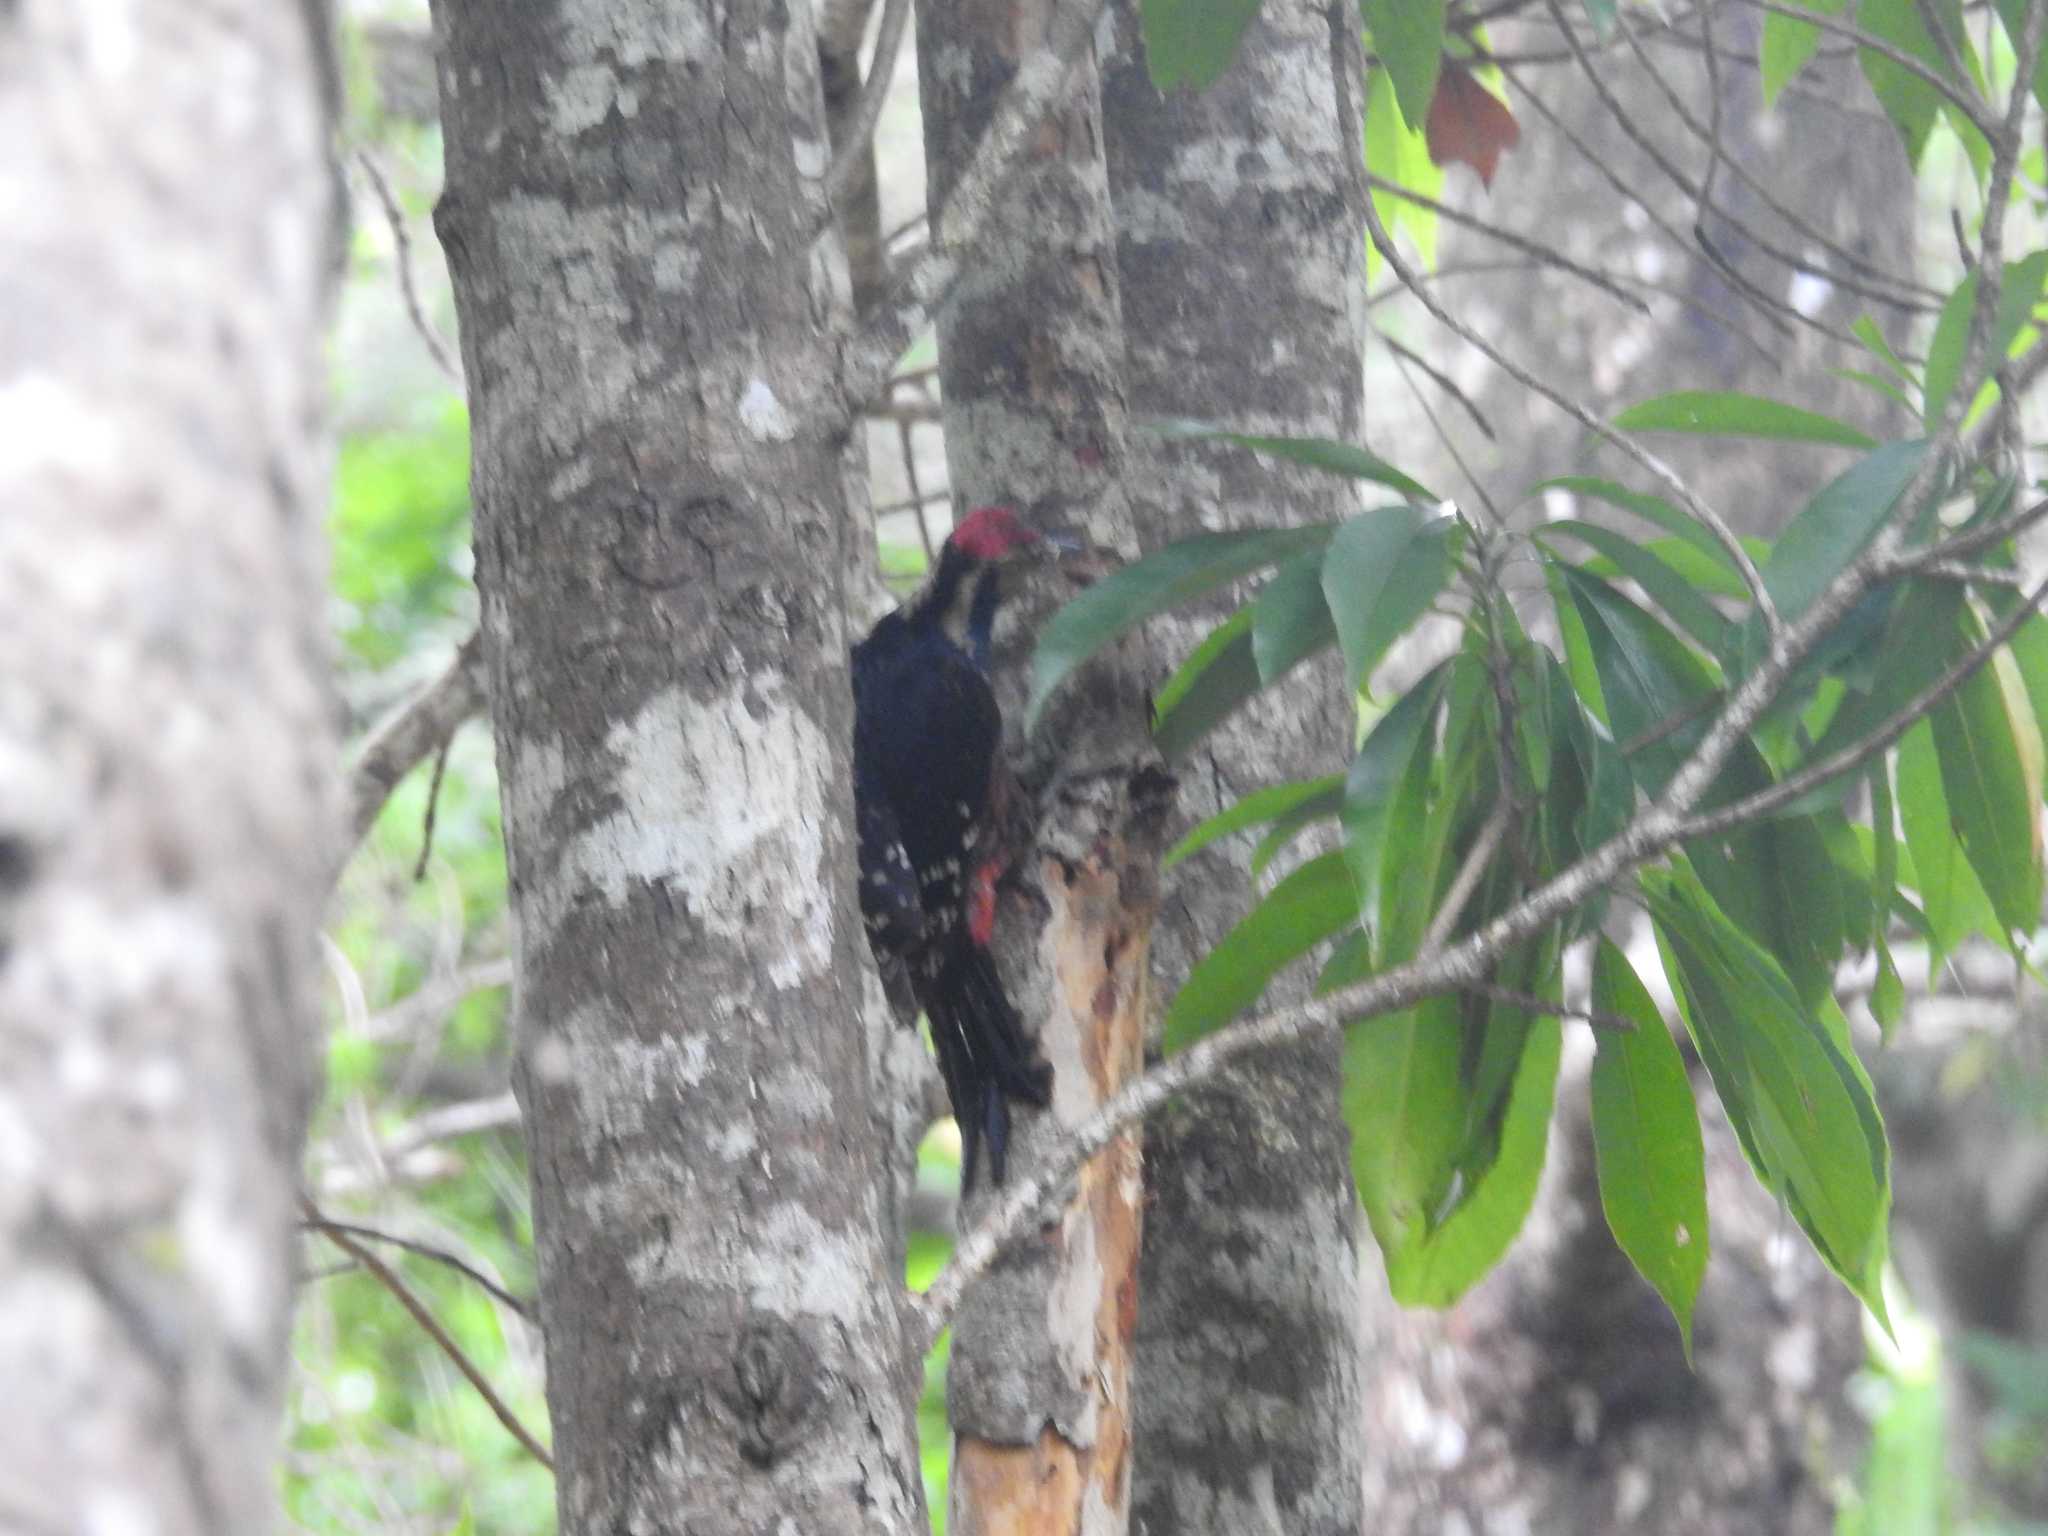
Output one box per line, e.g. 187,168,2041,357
1425,61,1521,189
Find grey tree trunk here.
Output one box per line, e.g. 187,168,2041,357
426,3,923,1531
0,2,339,1531
916,5,1165,1531
1098,5,1370,1534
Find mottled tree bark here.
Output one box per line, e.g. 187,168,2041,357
427,3,922,1531
916,4,1164,1531
0,2,339,1531
1098,6,1370,1535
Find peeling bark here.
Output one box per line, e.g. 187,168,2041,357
916,3,1163,1529
1100,5,1369,1533
427,2,922,1531
0,1,339,1530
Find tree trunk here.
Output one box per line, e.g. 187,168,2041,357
1098,6,1371,1532
915,4,1165,1531
0,2,339,1530
427,3,923,1531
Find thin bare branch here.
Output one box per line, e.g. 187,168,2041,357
1421,797,1512,956
1678,571,2048,835
1902,492,2048,569
1917,560,2035,588
822,0,913,215
1382,331,1499,442
301,1212,534,1319
361,959,514,1043
1463,981,1640,1033
1546,0,1927,333
344,630,486,852
1360,154,1780,630
839,0,1116,406
353,148,462,386
1726,0,2002,134
303,1201,553,1469
381,1090,522,1162
1364,174,1653,317
1610,12,1943,311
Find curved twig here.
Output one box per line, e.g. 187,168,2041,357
821,0,914,214
302,1199,554,1469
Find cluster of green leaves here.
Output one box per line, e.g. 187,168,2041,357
1030,342,2046,1346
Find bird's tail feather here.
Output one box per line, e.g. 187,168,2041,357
927,945,1051,1191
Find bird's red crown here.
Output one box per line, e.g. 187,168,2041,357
947,505,1041,561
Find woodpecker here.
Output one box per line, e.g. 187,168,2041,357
853,506,1056,1190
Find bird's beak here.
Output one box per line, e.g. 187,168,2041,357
1033,528,1084,559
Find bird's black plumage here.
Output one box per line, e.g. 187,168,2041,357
852,512,1053,1189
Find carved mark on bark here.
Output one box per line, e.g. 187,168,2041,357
720,1313,820,1467
607,492,733,590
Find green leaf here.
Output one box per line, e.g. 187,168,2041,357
1589,941,1708,1357
1250,548,1339,684
1993,0,2048,108
1805,578,1964,770
1647,869,1890,1317
1533,475,1752,583
1871,761,1899,946
1756,440,1928,622
1930,638,2044,934
1341,664,1449,916
1148,418,1439,501
1166,774,1343,868
1141,0,1265,89
1322,509,1453,695
1557,564,1718,786
1382,1014,1563,1306
1363,0,1447,129
1162,851,1360,1052
1153,610,1263,760
1363,63,1446,281
1852,314,1918,388
1509,640,1553,793
1857,0,1967,165
1251,788,1347,877
1760,0,1847,104
1539,520,1733,652
1831,366,1920,417
1580,0,1617,35
1613,389,1877,448
1554,655,1633,880
1561,567,1843,998
1921,249,2048,429
1028,524,1331,729
1344,996,1467,1277
2003,612,2048,776
1897,718,2001,962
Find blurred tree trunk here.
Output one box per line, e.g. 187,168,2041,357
0,2,340,1531
1358,29,1913,1531
819,0,888,310
1099,4,1370,1533
916,3,1166,1532
427,2,923,1531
